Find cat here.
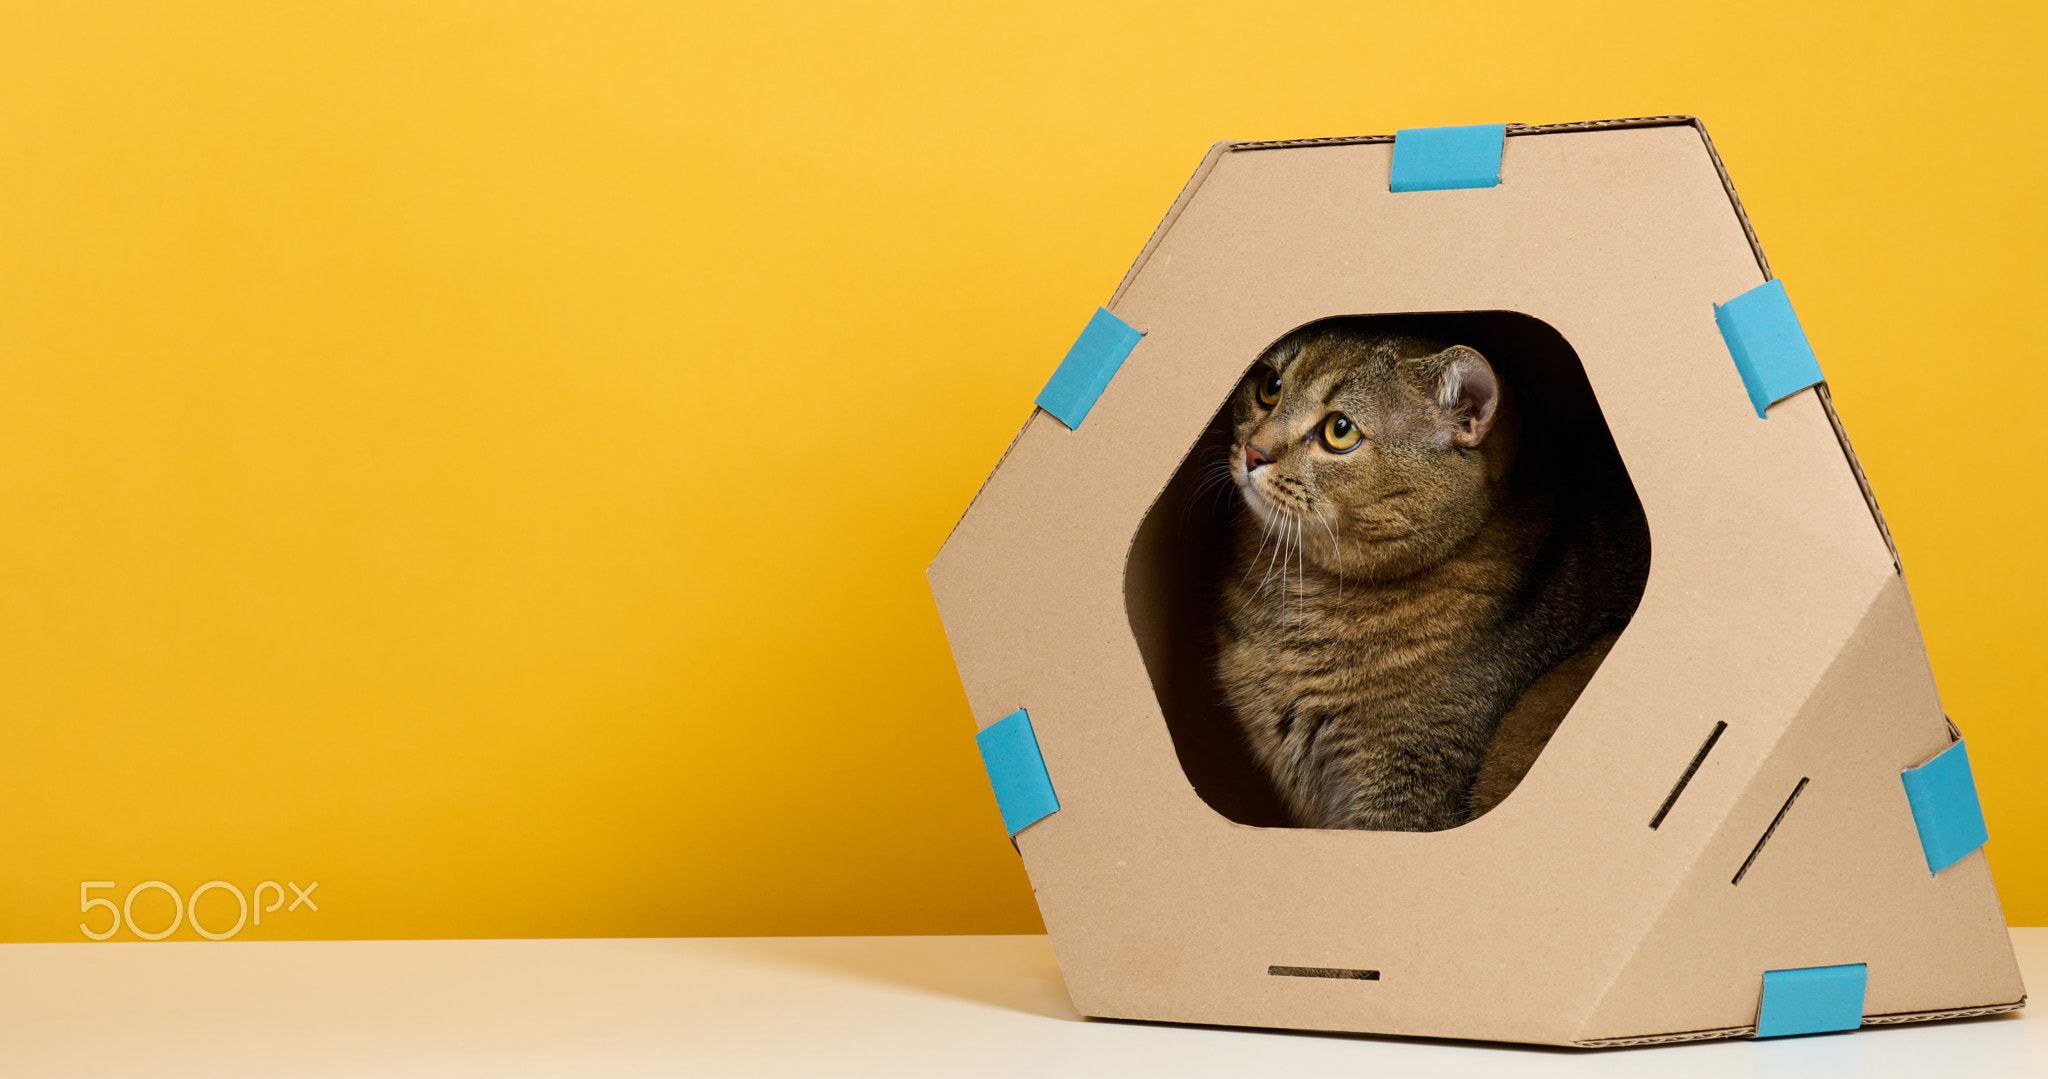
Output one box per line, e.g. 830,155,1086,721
1213,321,1649,831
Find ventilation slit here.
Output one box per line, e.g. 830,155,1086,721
1269,965,1380,981
1650,721,1728,830
1731,777,1810,886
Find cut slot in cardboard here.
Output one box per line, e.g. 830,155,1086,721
927,116,2024,1046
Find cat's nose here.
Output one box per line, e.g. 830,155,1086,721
1244,445,1271,472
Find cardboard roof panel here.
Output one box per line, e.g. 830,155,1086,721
928,118,2021,1046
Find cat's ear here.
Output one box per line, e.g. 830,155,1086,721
1432,346,1500,448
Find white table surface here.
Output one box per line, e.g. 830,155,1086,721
2,929,2039,1077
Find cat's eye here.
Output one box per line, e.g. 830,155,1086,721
1253,369,1282,408
1320,413,1363,453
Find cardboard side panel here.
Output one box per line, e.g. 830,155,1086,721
1575,573,2022,1042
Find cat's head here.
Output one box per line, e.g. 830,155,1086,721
1228,325,1517,582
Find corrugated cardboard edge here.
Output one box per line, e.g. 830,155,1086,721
1682,117,1902,574
1812,382,1901,572
1572,998,2026,1048
1573,1024,1754,1048
1107,141,1237,309
1226,114,1699,153
932,410,1035,556
1860,998,2027,1026
935,143,1237,554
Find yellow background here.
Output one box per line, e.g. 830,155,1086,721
1,3,2042,941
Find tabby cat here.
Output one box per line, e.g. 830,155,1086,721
1214,321,1649,831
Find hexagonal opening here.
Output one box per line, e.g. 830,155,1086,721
1124,310,1650,829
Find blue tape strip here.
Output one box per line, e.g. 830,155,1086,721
1389,124,1506,192
1901,740,1989,873
1713,279,1825,418
1035,308,1143,430
1757,963,1867,1038
975,708,1059,837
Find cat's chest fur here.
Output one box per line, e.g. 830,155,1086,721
1215,514,1545,830
1239,572,1503,679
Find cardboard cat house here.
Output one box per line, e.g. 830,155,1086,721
927,117,2023,1047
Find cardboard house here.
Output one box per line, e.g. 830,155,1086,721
927,117,2023,1047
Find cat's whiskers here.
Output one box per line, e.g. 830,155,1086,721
1256,501,1297,596
1256,514,1289,593
1312,506,1343,604
1280,518,1296,609
1286,522,1302,618
1181,457,1240,533
1292,518,1302,604
1242,507,1279,586
1292,517,1305,604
